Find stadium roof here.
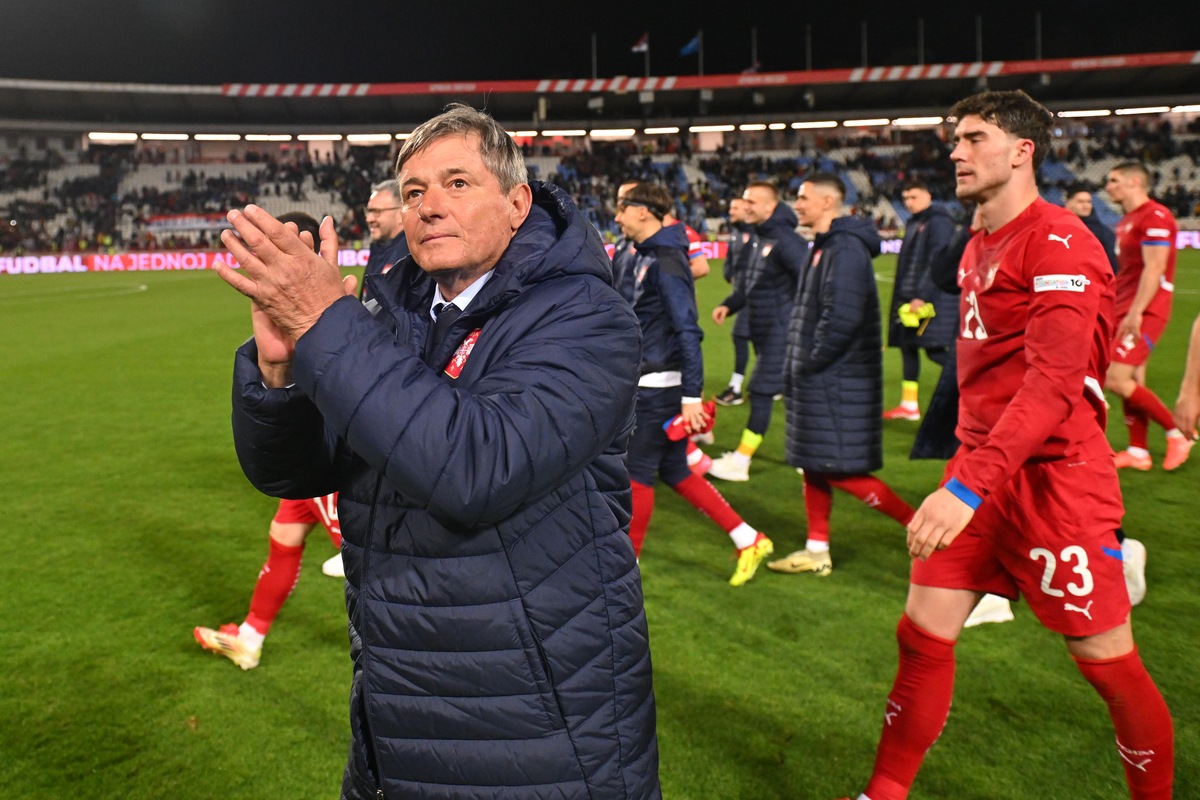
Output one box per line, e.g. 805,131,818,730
3,50,1199,134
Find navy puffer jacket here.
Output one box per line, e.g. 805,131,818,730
784,216,885,474
720,202,806,344
231,181,659,800
886,203,957,349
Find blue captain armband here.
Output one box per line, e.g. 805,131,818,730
945,478,982,510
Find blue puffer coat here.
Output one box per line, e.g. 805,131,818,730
784,216,885,474
886,203,957,349
230,181,659,800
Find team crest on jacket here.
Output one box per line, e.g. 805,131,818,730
443,329,482,379
761,243,773,258
812,250,822,267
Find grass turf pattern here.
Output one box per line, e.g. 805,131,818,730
0,252,1195,798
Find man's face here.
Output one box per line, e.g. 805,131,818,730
792,182,828,228
728,199,746,224
616,201,654,243
1065,191,1093,218
399,134,528,277
613,182,639,234
741,186,776,225
365,190,403,242
901,188,932,215
1105,170,1137,204
949,115,1026,203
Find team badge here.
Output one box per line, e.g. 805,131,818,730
443,329,482,379
812,250,822,267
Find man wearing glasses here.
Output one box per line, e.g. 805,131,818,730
361,179,409,302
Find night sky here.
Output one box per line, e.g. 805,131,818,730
1,0,1196,85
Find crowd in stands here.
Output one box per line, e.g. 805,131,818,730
2,115,1199,256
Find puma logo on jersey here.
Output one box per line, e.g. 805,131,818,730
1063,600,1093,619
1047,233,1073,249
961,290,988,339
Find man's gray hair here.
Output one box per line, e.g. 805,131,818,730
371,179,402,202
395,103,528,193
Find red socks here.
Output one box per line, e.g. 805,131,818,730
629,481,654,557
1126,385,1176,433
863,615,956,800
245,537,305,635
672,473,743,532
804,473,916,542
1122,399,1150,450
1075,648,1174,799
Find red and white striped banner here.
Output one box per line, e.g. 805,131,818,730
221,50,1200,98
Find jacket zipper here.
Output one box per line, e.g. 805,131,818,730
359,473,386,799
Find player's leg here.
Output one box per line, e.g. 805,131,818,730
194,503,316,669
855,584,979,800
1067,623,1174,799
665,452,772,585
827,474,915,527
710,333,781,482
883,344,922,421
767,472,834,575
625,387,672,557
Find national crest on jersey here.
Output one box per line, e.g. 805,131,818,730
443,329,482,379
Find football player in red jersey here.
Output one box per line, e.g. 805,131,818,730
194,495,342,670
840,91,1173,800
1104,162,1191,471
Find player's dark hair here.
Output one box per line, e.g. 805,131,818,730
620,182,672,220
949,90,1054,171
1111,162,1152,188
746,180,778,199
1065,183,1093,199
805,171,847,203
902,179,930,194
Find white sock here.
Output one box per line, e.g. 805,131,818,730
1166,428,1185,439
805,539,830,553
729,451,751,468
238,623,266,649
728,522,758,550
1127,446,1150,458
729,373,744,393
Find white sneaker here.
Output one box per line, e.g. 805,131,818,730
964,594,1014,628
322,552,345,578
690,430,715,446
1121,538,1147,606
707,452,750,482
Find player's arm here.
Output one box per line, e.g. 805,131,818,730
951,233,1109,503
1117,242,1170,341
659,252,707,428
688,253,710,279
1174,313,1200,436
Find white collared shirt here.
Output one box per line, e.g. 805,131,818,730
430,270,495,320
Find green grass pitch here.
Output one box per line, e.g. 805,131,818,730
0,249,1195,798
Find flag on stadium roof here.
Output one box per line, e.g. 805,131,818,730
679,33,701,58
630,33,649,53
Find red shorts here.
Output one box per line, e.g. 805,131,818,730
911,443,1129,637
272,493,340,536
1110,311,1168,366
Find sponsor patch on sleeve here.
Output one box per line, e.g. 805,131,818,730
1146,227,1171,238
1033,274,1090,293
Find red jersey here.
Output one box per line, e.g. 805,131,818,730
1114,199,1176,316
953,199,1116,500
673,222,705,260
